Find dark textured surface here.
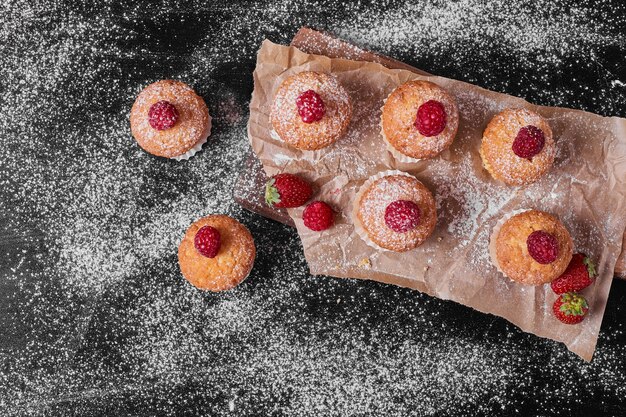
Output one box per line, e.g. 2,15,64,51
1,1,626,416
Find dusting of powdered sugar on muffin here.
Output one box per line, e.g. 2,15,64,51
270,71,352,150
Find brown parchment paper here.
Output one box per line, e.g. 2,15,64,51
617,234,626,278
235,27,626,278
248,40,626,361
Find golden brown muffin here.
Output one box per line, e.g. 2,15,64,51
381,80,459,160
270,71,352,150
130,80,211,159
178,215,255,292
480,108,555,186
492,210,573,285
355,174,437,252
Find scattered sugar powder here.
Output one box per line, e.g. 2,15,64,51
335,0,626,114
430,153,514,246
1,0,625,415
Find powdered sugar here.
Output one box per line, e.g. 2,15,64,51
1,0,625,415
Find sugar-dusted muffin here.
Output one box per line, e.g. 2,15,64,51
381,80,459,160
480,108,555,186
490,210,573,285
178,215,255,292
354,172,437,252
270,71,352,150
130,80,211,160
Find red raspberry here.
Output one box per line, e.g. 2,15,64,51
414,100,447,137
194,226,221,258
296,90,325,123
302,201,334,231
148,100,179,130
384,200,421,233
512,125,545,160
526,230,559,264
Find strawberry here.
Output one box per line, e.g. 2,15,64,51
551,253,596,294
553,292,589,324
265,173,312,208
302,201,334,231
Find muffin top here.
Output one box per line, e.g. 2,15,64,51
130,80,211,159
178,215,256,292
271,71,352,151
480,108,555,186
356,174,437,252
381,80,459,160
494,210,573,285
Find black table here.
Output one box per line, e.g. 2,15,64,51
1,1,625,416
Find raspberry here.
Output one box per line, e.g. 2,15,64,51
148,100,179,130
414,100,447,137
194,226,221,258
527,230,559,264
384,200,421,233
302,201,334,231
296,90,325,123
512,125,545,160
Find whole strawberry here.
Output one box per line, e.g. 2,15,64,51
551,253,596,294
265,173,312,208
553,292,589,325
303,201,334,231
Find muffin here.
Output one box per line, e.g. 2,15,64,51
130,80,211,160
490,210,573,285
178,215,255,292
270,71,352,150
381,80,459,160
480,108,555,185
354,172,437,252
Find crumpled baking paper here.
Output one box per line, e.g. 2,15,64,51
248,37,626,361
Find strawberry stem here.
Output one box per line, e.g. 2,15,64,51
583,257,597,278
264,179,281,207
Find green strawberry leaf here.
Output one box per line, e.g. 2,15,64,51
583,256,597,278
265,178,281,207
560,293,587,316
